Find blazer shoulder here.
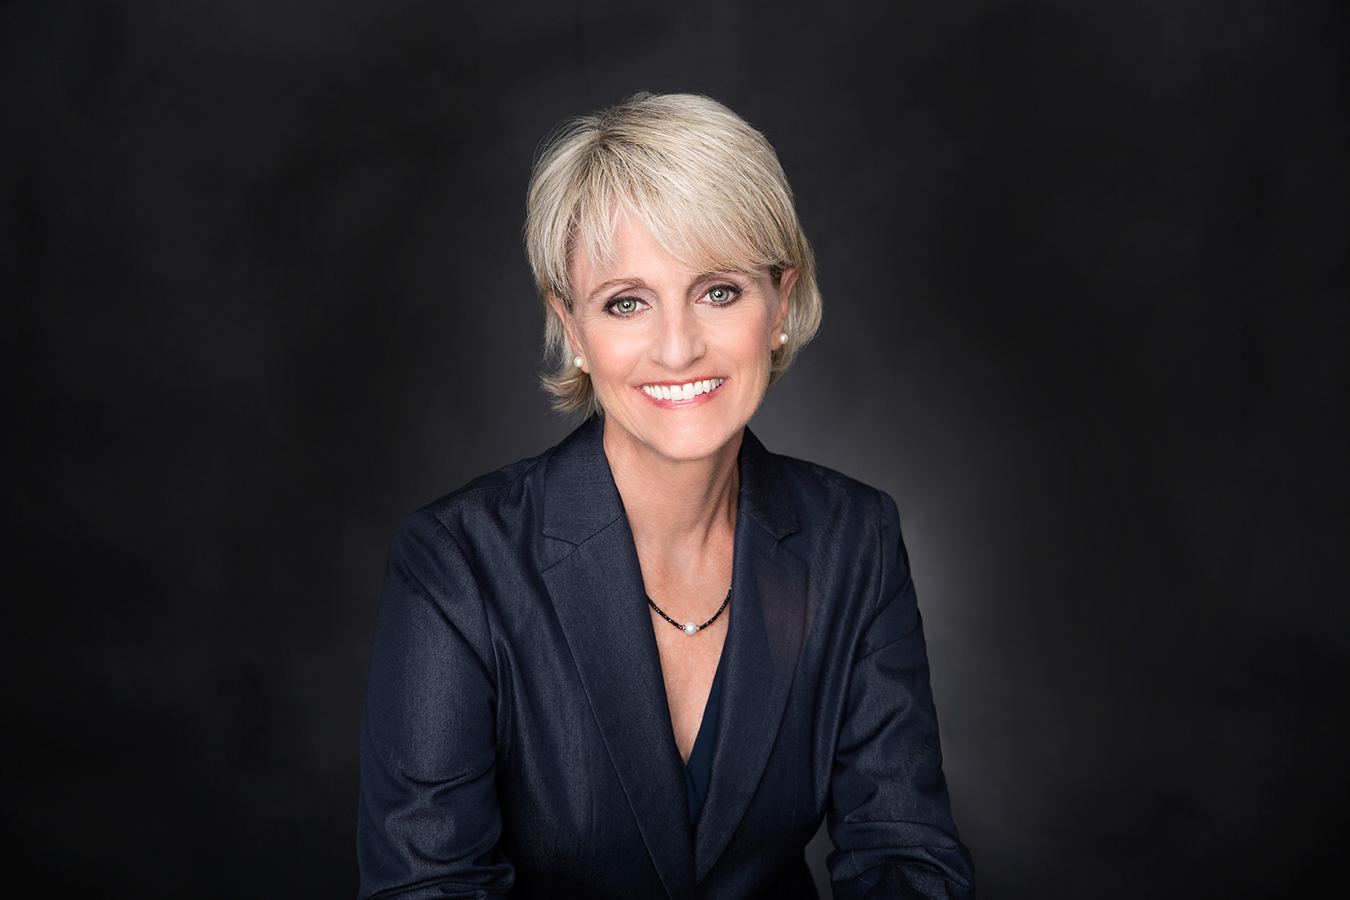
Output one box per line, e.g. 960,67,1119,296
422,450,547,515
769,452,897,526
399,443,557,564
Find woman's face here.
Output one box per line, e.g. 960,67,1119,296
553,212,795,467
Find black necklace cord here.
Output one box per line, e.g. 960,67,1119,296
647,588,731,635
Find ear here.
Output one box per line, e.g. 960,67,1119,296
548,293,586,371
771,267,798,343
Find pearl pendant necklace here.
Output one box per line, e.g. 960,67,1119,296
647,588,731,635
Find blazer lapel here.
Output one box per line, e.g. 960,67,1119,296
539,418,696,900
694,430,809,880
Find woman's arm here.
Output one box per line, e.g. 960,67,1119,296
827,492,976,900
358,510,513,900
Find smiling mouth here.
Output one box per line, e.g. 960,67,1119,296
640,378,725,401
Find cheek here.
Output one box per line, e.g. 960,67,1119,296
583,330,639,381
749,319,778,364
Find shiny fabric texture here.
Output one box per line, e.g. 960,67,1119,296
358,417,975,899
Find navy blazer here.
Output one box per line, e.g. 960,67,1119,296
358,418,974,899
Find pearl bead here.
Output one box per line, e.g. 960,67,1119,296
683,622,698,635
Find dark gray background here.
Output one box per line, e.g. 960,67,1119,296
3,1,1346,897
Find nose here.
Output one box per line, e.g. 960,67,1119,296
654,301,705,371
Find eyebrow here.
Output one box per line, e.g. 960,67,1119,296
694,267,760,280
583,278,646,305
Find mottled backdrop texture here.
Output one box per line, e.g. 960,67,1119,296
2,1,1346,897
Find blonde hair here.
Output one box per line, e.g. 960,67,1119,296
525,92,822,416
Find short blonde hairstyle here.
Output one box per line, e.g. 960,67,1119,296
525,92,822,416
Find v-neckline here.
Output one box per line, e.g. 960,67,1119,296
683,645,727,825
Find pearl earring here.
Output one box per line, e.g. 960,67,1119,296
574,356,584,368
778,333,788,345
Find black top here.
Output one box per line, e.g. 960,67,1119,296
683,647,726,824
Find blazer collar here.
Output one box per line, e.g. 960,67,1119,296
540,417,809,892
696,426,808,880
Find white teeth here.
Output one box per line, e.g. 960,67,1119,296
641,378,724,400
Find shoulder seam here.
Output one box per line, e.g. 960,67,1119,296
397,510,501,687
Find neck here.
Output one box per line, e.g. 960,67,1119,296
602,419,742,552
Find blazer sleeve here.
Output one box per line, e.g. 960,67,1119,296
827,491,976,900
357,510,514,900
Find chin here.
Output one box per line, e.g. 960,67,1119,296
605,407,745,465
658,407,757,459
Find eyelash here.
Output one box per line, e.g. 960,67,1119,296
601,282,743,318
603,296,647,317
703,283,742,305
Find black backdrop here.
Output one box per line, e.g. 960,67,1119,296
3,1,1346,897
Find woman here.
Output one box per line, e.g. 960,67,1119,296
358,93,975,899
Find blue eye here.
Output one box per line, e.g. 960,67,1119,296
706,285,738,304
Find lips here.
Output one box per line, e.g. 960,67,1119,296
639,378,725,401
